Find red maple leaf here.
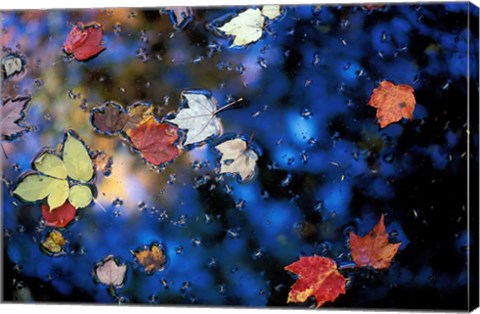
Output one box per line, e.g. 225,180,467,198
41,201,76,228
128,116,180,166
63,22,106,61
349,214,401,269
368,80,416,128
284,256,346,308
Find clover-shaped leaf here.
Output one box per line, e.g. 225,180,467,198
13,131,95,211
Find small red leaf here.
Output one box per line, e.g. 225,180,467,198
285,256,346,308
368,80,416,128
128,117,180,166
349,214,401,269
91,102,129,134
41,201,76,228
63,22,106,61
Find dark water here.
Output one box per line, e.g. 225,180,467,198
1,3,479,310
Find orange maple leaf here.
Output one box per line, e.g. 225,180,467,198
133,244,166,274
349,214,401,269
284,256,346,308
368,80,416,128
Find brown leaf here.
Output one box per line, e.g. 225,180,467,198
349,214,401,269
133,244,166,274
368,80,416,128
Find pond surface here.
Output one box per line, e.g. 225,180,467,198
1,3,478,310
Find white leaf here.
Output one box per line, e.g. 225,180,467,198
261,5,282,20
167,92,222,146
216,138,258,182
217,8,265,47
94,255,127,287
2,56,23,77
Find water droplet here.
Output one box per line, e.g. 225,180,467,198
257,57,267,69
235,199,246,210
112,198,123,207
176,246,183,254
300,108,313,119
113,23,122,34
191,237,201,246
280,174,292,187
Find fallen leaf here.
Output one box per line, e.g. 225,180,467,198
94,255,127,287
91,102,129,135
349,214,401,269
128,116,180,166
41,230,66,255
368,80,416,128
363,4,386,10
63,22,106,61
92,150,113,176
285,256,346,308
13,131,95,211
133,244,166,274
41,201,76,228
123,103,154,132
1,53,24,78
215,138,258,182
0,96,31,139
261,5,282,20
167,91,222,146
217,8,265,47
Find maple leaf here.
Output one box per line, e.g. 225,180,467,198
215,138,258,182
91,102,129,135
63,22,106,61
90,101,153,135
41,230,66,255
132,244,166,274
41,201,76,228
128,116,180,166
368,80,416,128
349,214,401,269
94,255,127,287
1,96,31,139
167,92,238,146
285,256,346,308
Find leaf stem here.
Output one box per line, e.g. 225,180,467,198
214,98,243,115
247,132,255,146
0,142,8,160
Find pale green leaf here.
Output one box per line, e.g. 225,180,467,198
68,184,93,209
34,153,67,179
63,133,94,182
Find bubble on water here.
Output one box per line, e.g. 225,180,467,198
12,163,21,172
219,284,226,294
383,152,394,163
300,108,313,119
226,228,240,239
223,184,233,194
280,174,292,187
180,281,191,293
313,200,324,212
67,89,80,99
113,23,122,34
138,201,147,210
161,278,169,289
114,210,122,217
235,199,246,210
136,47,149,62
236,64,246,74
175,246,183,254
300,151,308,164
207,257,217,268
167,174,176,185
112,198,123,207
33,78,43,89
251,248,263,260
17,225,25,233
128,11,137,19
257,57,267,69
191,237,201,246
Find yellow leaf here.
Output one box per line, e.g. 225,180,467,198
47,179,69,211
33,152,67,179
13,175,64,203
68,184,93,209
41,230,66,254
217,8,265,47
261,5,281,20
63,133,94,182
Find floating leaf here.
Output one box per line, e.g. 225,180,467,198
62,132,94,182
41,230,66,254
128,116,180,166
133,244,166,274
217,8,265,47
13,131,95,211
63,22,106,61
1,52,24,78
91,102,129,135
68,184,93,209
167,92,223,146
94,255,127,287
349,214,401,269
285,256,346,308
215,138,258,182
41,201,76,228
368,80,416,128
0,96,31,139
261,5,282,20
123,103,153,132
